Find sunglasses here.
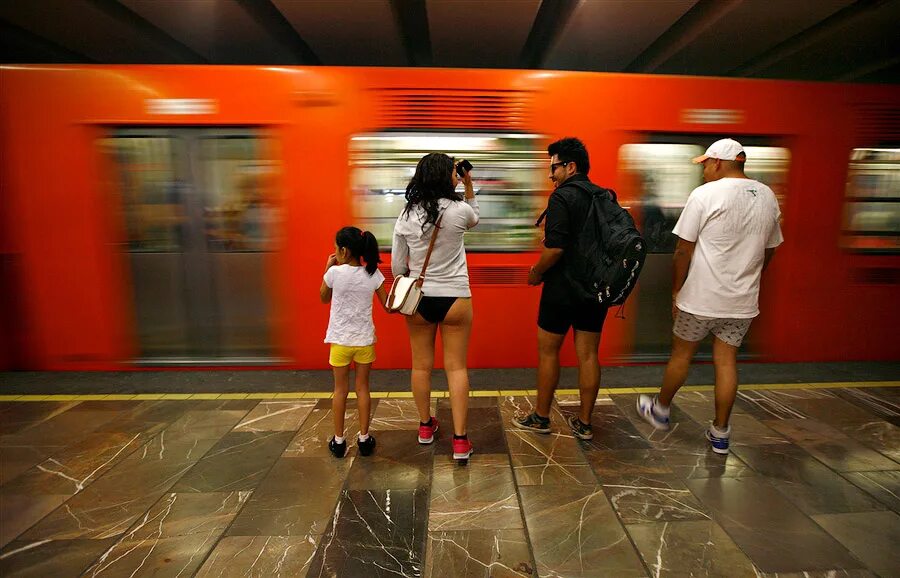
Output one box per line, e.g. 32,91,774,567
550,161,569,172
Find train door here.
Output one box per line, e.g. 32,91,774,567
618,137,790,360
101,128,280,363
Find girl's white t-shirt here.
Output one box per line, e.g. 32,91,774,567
323,264,385,346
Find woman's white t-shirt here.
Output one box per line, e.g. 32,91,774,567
391,197,479,297
323,264,385,346
672,177,783,318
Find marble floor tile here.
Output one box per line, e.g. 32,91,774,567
841,470,900,512
255,456,354,494
162,410,250,442
733,389,833,420
685,477,863,573
232,401,316,432
192,399,262,411
0,402,80,436
372,399,435,431
344,430,435,491
626,520,757,578
71,400,142,412
282,408,361,458
171,431,294,493
195,535,319,577
91,400,196,432
726,414,792,447
423,529,534,578
611,395,710,452
0,538,118,578
765,418,898,472
833,387,900,422
580,404,653,451
0,493,69,547
0,431,151,496
306,488,429,578
429,454,522,531
0,410,117,448
519,484,646,577
21,436,221,540
753,570,876,578
506,428,596,487
602,473,710,524
82,491,250,577
812,511,900,578
227,458,352,536
733,445,885,515
584,448,753,481
435,405,508,455
0,444,65,486
498,395,539,425
835,419,900,463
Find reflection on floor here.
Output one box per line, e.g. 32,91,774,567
0,385,898,577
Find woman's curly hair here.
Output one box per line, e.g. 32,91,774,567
402,153,461,232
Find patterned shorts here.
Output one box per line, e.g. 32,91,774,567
673,309,754,347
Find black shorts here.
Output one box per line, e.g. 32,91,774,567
538,289,608,335
417,296,457,324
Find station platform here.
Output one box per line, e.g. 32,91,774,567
0,364,898,577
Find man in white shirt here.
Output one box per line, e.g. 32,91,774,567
636,138,783,455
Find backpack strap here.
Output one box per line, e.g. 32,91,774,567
535,181,615,227
565,179,617,202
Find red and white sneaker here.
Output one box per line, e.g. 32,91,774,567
452,437,473,461
418,417,439,444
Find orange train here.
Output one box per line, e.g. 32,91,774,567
0,65,898,371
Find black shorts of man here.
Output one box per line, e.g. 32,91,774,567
513,137,609,440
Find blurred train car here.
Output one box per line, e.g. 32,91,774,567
0,65,898,371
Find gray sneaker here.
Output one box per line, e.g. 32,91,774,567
567,415,593,440
512,412,551,434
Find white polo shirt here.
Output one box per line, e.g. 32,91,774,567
672,177,783,318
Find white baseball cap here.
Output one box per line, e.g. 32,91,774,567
692,138,746,163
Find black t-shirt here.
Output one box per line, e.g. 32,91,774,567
542,173,596,305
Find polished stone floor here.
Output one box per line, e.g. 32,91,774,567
0,385,898,577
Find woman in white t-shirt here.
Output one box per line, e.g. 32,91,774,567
320,226,388,459
392,153,479,462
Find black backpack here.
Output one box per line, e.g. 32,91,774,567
540,180,646,306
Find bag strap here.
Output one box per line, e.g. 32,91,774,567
534,181,616,228
416,214,443,287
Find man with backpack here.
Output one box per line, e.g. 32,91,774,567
636,138,783,455
515,137,644,440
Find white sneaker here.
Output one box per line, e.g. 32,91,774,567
636,394,671,431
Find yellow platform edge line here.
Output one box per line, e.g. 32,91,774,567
3,380,897,402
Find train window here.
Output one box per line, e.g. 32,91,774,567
200,137,280,252
619,143,790,253
842,148,900,253
349,132,547,251
100,136,186,252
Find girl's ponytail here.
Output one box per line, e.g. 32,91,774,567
361,231,382,275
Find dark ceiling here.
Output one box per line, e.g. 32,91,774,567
2,0,898,83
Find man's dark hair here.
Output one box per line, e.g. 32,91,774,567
548,137,590,175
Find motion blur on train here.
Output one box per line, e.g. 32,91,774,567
0,65,897,370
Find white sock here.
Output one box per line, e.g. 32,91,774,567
653,396,670,416
358,433,370,442
333,435,345,444
710,423,730,437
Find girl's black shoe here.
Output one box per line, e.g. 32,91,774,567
358,434,376,456
329,437,347,458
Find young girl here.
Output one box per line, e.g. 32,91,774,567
320,226,388,458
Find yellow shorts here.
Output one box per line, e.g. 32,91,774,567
329,344,376,367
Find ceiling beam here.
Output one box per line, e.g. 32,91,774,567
0,19,95,63
87,0,207,63
730,0,890,77
390,0,431,67
834,53,900,82
519,0,579,69
234,0,320,64
625,0,743,73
